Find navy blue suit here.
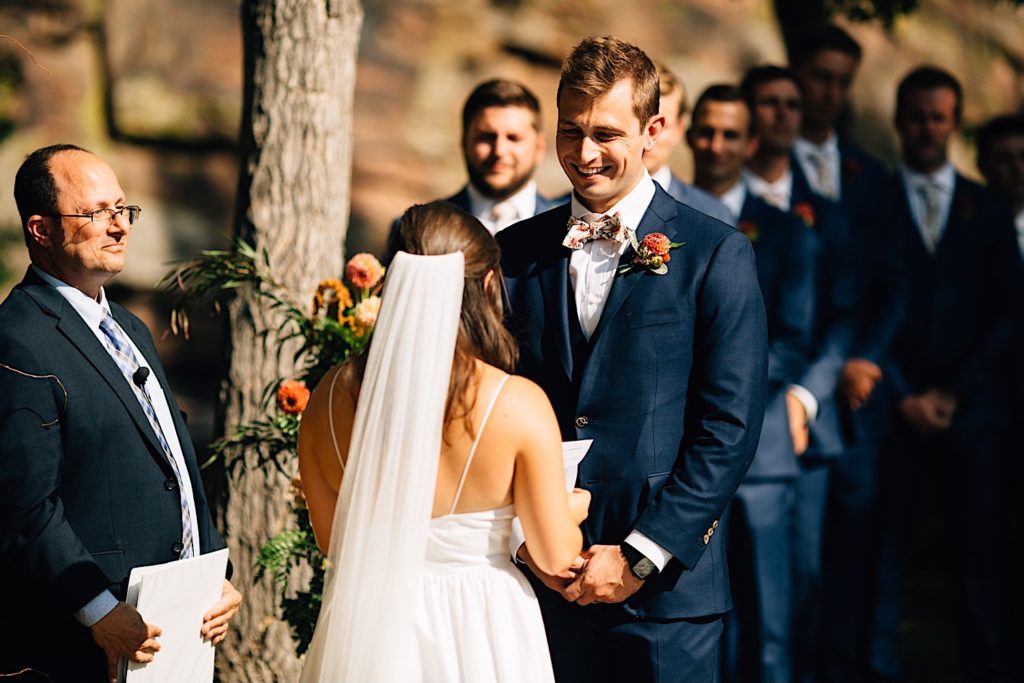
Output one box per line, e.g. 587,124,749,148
723,194,817,683
660,174,735,225
0,269,226,682
866,172,1022,682
498,185,768,682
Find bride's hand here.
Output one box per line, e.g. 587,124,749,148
568,488,591,525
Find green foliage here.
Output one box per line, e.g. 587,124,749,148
165,240,382,657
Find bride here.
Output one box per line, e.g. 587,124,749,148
296,200,590,682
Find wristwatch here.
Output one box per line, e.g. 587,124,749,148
619,542,659,581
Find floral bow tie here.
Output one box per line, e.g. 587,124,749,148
562,212,631,250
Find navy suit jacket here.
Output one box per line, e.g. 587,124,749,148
738,195,818,478
661,174,735,225
498,185,768,619
791,162,859,457
884,172,1022,430
0,269,225,680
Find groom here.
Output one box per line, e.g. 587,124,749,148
498,37,768,681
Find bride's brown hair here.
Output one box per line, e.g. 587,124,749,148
385,200,518,432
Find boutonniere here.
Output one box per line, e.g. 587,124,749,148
738,219,759,243
793,201,816,228
617,231,684,276
842,156,861,185
953,191,974,221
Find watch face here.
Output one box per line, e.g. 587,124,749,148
633,557,656,580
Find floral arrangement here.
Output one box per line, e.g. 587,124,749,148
618,230,684,276
793,201,817,228
162,241,384,654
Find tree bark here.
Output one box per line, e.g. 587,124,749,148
217,1,363,680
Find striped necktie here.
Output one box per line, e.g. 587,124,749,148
99,311,194,559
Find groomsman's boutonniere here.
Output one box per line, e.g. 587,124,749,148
954,191,974,221
793,201,816,228
618,231,684,276
738,220,759,243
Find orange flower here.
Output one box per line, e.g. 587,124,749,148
346,253,385,290
277,380,310,415
641,233,672,257
738,220,759,243
793,202,816,227
312,278,353,322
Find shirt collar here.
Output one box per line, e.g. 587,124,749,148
900,161,955,194
466,180,538,223
651,165,673,190
718,180,747,222
742,167,792,202
32,264,111,330
794,132,838,160
570,171,656,231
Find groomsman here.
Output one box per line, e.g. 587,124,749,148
788,25,903,683
740,64,858,682
442,78,562,234
643,64,733,224
686,83,816,683
499,36,767,682
866,67,1021,683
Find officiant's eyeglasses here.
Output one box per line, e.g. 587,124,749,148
51,205,142,226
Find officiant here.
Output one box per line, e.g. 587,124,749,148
0,145,241,683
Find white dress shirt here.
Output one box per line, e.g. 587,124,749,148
466,180,538,235
33,266,201,626
743,167,793,211
900,162,955,253
718,180,747,223
651,164,673,192
794,133,841,201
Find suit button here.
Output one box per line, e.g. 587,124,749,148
712,520,719,530
575,415,589,428
702,534,710,545
708,527,715,537
164,478,179,491
171,541,184,555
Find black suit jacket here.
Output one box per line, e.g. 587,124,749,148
0,268,225,681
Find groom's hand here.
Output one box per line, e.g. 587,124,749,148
518,545,584,593
562,544,642,605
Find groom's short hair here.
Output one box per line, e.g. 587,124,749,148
558,36,660,127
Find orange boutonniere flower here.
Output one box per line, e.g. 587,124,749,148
277,379,311,415
793,201,816,228
738,220,759,243
618,230,685,276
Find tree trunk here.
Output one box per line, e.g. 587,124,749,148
217,0,363,680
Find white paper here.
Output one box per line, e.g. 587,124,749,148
119,549,229,683
561,439,593,491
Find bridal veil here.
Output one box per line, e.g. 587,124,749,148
299,250,465,682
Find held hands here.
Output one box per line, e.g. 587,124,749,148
90,602,162,683
785,391,809,456
202,579,242,645
561,544,643,606
840,359,883,410
518,544,586,593
898,388,957,434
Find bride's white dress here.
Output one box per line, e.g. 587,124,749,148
415,375,556,683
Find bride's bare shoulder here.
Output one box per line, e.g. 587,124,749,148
478,365,555,424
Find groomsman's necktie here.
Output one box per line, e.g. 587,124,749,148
807,149,838,200
916,180,943,253
488,202,519,233
98,312,194,558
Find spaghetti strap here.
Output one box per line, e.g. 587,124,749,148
448,373,510,515
327,367,346,473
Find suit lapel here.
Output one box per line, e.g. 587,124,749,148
21,275,171,468
535,205,574,380
588,188,679,348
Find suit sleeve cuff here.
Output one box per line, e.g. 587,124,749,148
787,384,819,423
74,589,119,627
509,517,527,563
624,531,673,572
